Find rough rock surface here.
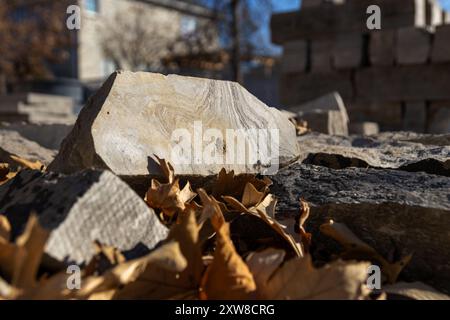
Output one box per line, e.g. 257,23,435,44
297,132,450,176
0,130,56,166
270,162,450,292
49,71,299,179
0,169,168,264
374,131,450,147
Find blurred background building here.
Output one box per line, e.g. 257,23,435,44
0,0,449,140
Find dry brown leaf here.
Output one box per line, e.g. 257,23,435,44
146,178,196,217
0,276,19,299
222,193,303,257
154,155,175,183
0,163,9,180
0,215,11,242
13,214,50,288
166,206,204,288
320,220,412,284
241,182,266,208
0,163,16,185
250,254,371,300
246,248,285,288
111,241,191,299
211,168,272,200
384,282,450,300
84,241,126,276
9,154,45,171
200,192,256,300
256,209,303,257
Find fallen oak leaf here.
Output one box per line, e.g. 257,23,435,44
222,194,303,257
211,168,272,200
249,254,371,300
71,241,190,300
9,155,45,171
0,163,16,185
256,209,303,258
153,155,175,183
241,182,266,208
146,178,196,218
84,241,126,276
0,215,11,242
13,214,50,288
320,220,412,284
246,248,285,289
165,206,204,289
199,191,256,300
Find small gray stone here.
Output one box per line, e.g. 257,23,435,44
0,169,168,264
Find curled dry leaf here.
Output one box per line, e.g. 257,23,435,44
246,248,285,289
320,220,412,284
249,253,371,300
145,157,196,218
222,193,303,257
146,178,196,218
0,163,16,185
0,215,11,242
383,282,450,300
9,154,45,171
211,168,272,200
166,206,204,289
200,191,256,300
84,241,126,276
13,214,50,288
154,155,175,183
82,241,189,300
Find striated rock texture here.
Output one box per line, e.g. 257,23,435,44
270,162,450,292
0,130,56,167
49,71,299,180
297,132,450,176
0,169,168,264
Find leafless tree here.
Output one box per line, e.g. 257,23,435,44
0,0,71,94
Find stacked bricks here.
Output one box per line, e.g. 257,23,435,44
272,0,450,133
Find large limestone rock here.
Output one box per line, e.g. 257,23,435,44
0,169,168,264
0,130,56,167
49,71,299,182
297,132,450,176
270,162,450,292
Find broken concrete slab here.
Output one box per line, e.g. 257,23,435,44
0,169,168,264
0,123,73,150
270,162,450,292
288,92,349,136
49,71,299,182
0,130,56,167
297,132,450,176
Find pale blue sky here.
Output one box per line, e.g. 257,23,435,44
272,0,450,12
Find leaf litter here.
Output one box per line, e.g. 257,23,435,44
0,156,447,300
